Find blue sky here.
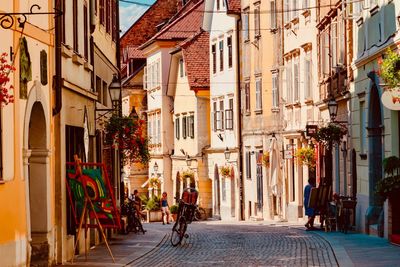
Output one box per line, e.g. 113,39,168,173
119,0,156,35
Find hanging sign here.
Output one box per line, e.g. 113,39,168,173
381,90,400,110
284,150,293,159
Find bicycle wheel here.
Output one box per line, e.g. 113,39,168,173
196,207,206,221
170,217,187,246
134,216,146,234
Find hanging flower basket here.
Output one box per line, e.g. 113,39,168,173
104,114,150,164
148,177,161,188
181,170,194,180
295,146,316,170
220,165,231,178
314,123,346,145
378,48,400,90
0,53,15,106
262,152,270,167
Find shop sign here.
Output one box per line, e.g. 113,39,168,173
284,150,293,159
381,90,400,110
306,124,318,137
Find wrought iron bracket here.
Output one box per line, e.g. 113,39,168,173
0,4,63,29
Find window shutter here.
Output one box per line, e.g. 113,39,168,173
190,115,194,138
294,62,299,101
182,116,187,139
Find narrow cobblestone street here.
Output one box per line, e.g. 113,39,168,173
130,223,338,267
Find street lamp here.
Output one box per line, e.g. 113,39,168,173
109,74,121,112
328,97,338,122
224,147,231,161
186,154,192,167
153,162,159,173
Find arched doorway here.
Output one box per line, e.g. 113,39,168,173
368,83,383,205
214,164,221,218
27,102,50,264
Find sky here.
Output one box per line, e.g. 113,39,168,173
119,0,156,35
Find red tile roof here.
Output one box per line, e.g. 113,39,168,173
226,0,241,14
141,0,205,49
181,30,210,90
123,46,145,61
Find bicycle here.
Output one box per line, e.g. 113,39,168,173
337,196,357,234
122,199,146,234
193,206,206,221
170,188,198,246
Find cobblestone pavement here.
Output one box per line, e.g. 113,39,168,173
129,223,338,267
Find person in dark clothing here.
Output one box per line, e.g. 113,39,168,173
304,177,316,230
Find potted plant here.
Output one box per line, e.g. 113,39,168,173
0,53,15,106
169,204,179,221
375,156,400,201
295,146,316,170
315,123,347,145
262,151,270,168
181,170,194,180
143,195,162,222
148,177,161,188
220,165,231,178
379,48,400,90
104,114,150,165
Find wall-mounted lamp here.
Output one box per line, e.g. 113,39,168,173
186,154,192,167
95,73,122,121
224,147,231,161
328,97,338,122
153,162,159,173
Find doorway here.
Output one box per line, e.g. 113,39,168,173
214,164,221,218
28,102,50,264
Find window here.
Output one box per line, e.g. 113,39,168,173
270,1,276,29
100,0,105,25
73,0,78,52
291,0,298,19
338,16,345,65
212,44,217,74
227,36,232,68
225,98,234,130
212,101,217,131
246,150,252,179
219,100,224,130
175,117,180,140
320,29,330,77
293,60,299,102
182,116,187,139
303,0,309,9
96,76,102,103
219,40,224,72
148,116,153,144
272,73,279,108
84,4,88,59
179,57,184,77
331,22,338,69
188,115,194,138
255,78,262,111
157,114,161,144
243,9,249,41
102,81,108,106
217,0,220,10
245,82,250,113
304,56,312,99
112,0,117,42
284,0,290,23
286,63,292,103
360,101,366,154
106,0,111,33
254,5,261,37
61,0,65,43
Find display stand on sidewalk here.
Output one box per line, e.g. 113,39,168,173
66,162,121,263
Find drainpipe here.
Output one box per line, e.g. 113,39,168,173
53,0,62,116
236,17,244,221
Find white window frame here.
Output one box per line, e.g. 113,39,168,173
243,9,249,41
272,72,279,108
293,59,299,102
304,54,312,99
286,62,293,103
255,78,262,111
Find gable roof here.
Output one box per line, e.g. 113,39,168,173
226,0,240,14
181,30,210,90
140,0,205,49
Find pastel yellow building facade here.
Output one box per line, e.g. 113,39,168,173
0,1,55,266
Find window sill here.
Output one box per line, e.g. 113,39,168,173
84,61,93,71
245,111,251,116
304,98,314,105
301,9,310,18
254,109,263,115
285,103,294,108
61,44,74,58
359,153,367,160
284,22,291,30
356,17,364,27
291,17,299,25
72,53,84,66
370,4,379,16
271,107,280,113
293,101,301,107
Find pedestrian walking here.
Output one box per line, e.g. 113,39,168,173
304,177,316,230
160,192,170,225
